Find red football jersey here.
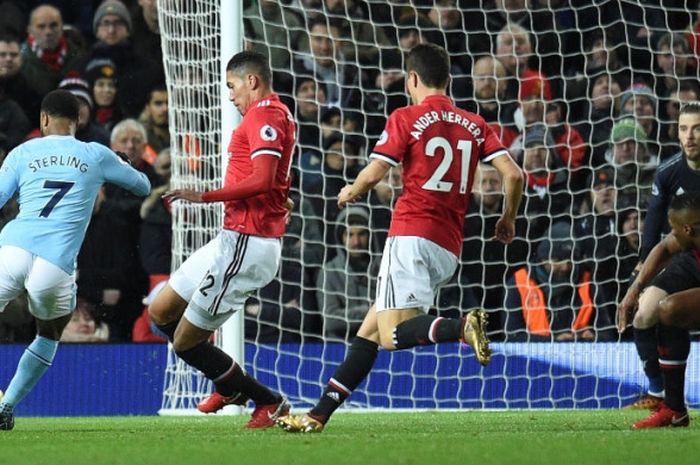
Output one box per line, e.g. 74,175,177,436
223,93,295,237
370,94,509,256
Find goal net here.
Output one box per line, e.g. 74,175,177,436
159,0,700,412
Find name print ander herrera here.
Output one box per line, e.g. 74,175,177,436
409,110,486,144
28,155,89,173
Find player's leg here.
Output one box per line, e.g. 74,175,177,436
178,232,287,427
658,288,700,329
627,286,666,408
0,250,74,431
278,304,380,432
376,237,490,363
632,254,698,428
147,236,249,410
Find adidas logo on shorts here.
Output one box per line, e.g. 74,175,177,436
327,391,341,402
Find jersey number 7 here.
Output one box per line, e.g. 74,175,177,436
40,180,75,218
422,137,473,194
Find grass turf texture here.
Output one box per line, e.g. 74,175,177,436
1,411,698,465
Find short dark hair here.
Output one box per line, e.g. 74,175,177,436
0,32,21,45
226,51,271,87
41,90,80,121
679,101,700,117
406,43,450,89
670,192,700,213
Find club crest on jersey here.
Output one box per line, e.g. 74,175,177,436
260,125,277,141
377,130,389,146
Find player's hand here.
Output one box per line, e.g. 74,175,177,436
492,216,515,244
115,150,132,165
283,197,295,225
163,188,204,203
617,286,641,333
337,184,359,209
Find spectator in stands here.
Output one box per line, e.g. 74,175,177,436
321,0,391,66
423,0,470,102
495,24,552,103
83,0,161,117
504,222,615,342
471,56,517,147
0,294,33,343
58,76,110,146
0,86,30,151
577,68,625,166
604,118,657,211
519,124,572,246
575,167,635,320
60,296,110,343
132,281,167,342
461,163,527,337
312,131,363,246
21,5,85,94
619,83,661,156
295,76,325,157
86,58,122,131
545,100,588,198
139,83,169,162
363,50,408,134
292,16,360,109
244,0,302,71
317,206,377,341
129,0,164,76
654,33,696,103
0,32,43,123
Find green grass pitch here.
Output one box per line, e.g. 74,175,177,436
2,411,699,465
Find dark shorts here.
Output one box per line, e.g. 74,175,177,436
652,251,700,294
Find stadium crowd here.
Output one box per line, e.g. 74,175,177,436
1,0,699,344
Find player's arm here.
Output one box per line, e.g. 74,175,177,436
490,153,524,244
0,151,19,209
165,155,279,203
617,233,683,332
101,147,151,196
337,159,392,209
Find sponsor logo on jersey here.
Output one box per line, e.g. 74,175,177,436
260,125,278,141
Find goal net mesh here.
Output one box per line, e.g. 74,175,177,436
159,0,700,411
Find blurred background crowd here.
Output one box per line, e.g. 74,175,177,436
1,0,699,344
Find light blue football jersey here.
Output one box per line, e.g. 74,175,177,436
0,135,151,273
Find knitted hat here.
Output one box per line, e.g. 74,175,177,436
619,83,657,113
93,0,132,35
523,123,554,149
611,118,647,148
537,222,575,261
58,77,93,109
85,58,117,86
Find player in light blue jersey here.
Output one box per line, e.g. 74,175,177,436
0,90,150,430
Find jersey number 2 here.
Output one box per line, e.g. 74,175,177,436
40,180,75,217
422,137,472,194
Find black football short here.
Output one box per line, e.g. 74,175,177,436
652,251,700,294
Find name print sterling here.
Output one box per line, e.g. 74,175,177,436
410,110,485,144
28,155,89,173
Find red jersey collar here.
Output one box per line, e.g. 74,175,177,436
420,94,452,105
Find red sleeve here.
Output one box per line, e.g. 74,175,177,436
201,154,279,201
247,106,287,159
480,122,509,162
369,110,409,166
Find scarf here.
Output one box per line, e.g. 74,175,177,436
27,34,68,72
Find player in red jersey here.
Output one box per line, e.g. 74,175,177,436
147,51,294,428
278,43,524,433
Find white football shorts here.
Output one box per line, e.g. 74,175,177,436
0,245,76,320
169,230,281,331
375,236,457,313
